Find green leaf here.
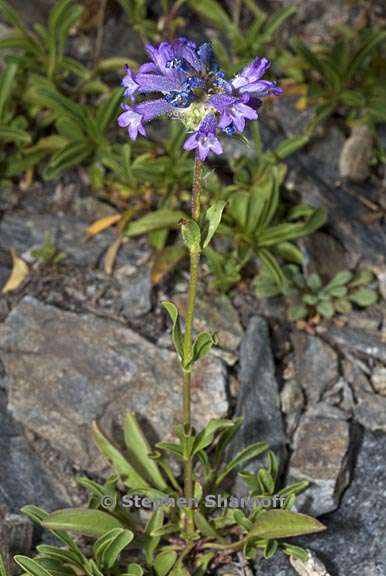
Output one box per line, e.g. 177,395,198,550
249,510,326,540
273,134,309,159
306,273,322,291
124,564,144,576
43,141,91,179
281,543,309,562
346,31,386,80
258,249,286,291
0,125,31,144
203,201,227,248
193,419,234,455
42,509,123,538
188,0,232,30
334,298,352,314
215,442,268,487
0,554,8,576
316,301,335,318
288,304,308,321
161,301,184,363
181,219,201,254
126,210,186,237
153,550,178,576
191,331,216,366
96,88,124,134
0,62,18,122
325,270,353,290
14,557,54,576
349,270,374,288
123,413,168,492
275,242,304,264
92,422,150,490
349,288,377,307
20,505,48,524
194,511,223,540
145,509,164,566
94,527,134,568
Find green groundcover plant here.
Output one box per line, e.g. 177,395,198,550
1,38,326,576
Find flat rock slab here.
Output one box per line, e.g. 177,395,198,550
292,334,339,405
289,415,351,516
0,389,66,513
0,297,228,474
231,316,287,471
256,431,386,575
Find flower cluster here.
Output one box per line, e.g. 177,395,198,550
118,38,282,161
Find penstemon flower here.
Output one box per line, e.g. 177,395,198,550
118,38,282,160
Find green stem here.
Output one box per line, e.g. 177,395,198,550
182,153,202,535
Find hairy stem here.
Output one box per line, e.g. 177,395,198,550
183,154,202,535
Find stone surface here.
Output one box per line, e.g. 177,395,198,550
0,388,67,512
326,325,386,363
371,365,386,395
354,391,386,432
173,290,243,351
231,316,287,471
0,297,228,474
288,415,351,516
301,232,347,280
292,334,339,405
339,125,373,182
115,263,152,318
256,435,386,576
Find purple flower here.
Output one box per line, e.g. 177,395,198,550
210,94,258,133
118,39,282,160
183,115,223,161
231,57,283,97
118,105,146,139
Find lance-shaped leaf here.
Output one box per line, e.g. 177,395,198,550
94,527,134,568
215,442,268,486
190,331,216,367
194,511,224,541
248,510,326,540
126,210,186,237
193,419,234,455
162,301,184,363
181,219,201,254
145,509,164,565
13,557,53,576
42,509,123,538
202,201,227,248
124,413,168,491
92,422,150,490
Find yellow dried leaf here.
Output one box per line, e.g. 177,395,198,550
104,234,124,275
2,249,29,293
151,245,186,285
86,214,121,238
295,96,308,111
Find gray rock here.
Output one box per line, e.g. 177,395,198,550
288,415,352,516
292,334,339,405
173,290,243,351
115,263,152,318
354,392,386,432
0,297,228,475
371,366,386,395
339,125,373,182
4,514,33,555
326,325,386,363
302,431,386,575
301,232,347,280
0,387,67,512
231,317,287,471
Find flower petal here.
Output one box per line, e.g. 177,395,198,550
136,98,173,121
